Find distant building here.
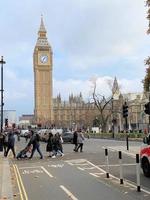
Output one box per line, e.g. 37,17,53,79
53,93,97,129
19,114,35,129
110,78,147,132
0,110,17,127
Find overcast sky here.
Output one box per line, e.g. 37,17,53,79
0,0,149,117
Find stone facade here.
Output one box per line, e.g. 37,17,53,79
109,79,148,132
53,93,98,129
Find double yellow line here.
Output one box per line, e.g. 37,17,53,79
13,164,28,200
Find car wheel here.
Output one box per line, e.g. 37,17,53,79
142,157,150,177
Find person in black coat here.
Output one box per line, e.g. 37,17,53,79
73,131,78,151
46,132,53,157
2,132,8,156
5,131,16,158
29,130,43,159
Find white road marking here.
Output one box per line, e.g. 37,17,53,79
60,185,78,200
48,164,64,168
81,166,96,170
90,173,101,177
90,172,104,177
98,163,136,167
19,166,41,169
41,166,53,178
66,159,87,164
77,167,85,171
86,160,150,195
22,169,43,175
70,163,89,166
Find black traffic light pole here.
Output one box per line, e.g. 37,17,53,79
123,101,129,150
144,101,150,131
112,97,115,138
0,56,5,134
125,116,129,150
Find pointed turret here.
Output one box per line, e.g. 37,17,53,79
112,77,119,94
112,77,121,100
38,15,46,34
35,15,51,48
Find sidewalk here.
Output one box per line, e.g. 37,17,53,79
106,145,141,157
0,152,14,200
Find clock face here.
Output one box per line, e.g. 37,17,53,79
40,55,48,64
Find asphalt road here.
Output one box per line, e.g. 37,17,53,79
8,137,150,200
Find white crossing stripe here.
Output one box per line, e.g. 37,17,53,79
60,185,78,200
41,166,53,178
90,172,104,177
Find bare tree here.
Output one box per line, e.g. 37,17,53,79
90,78,113,132
90,77,121,133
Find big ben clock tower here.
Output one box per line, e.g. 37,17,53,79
33,16,53,125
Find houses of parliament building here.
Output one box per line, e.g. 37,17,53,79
19,17,149,132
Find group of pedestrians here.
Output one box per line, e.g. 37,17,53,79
1,128,85,160
17,130,64,159
46,132,64,158
2,130,43,159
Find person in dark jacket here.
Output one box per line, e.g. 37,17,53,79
29,131,43,159
2,132,8,157
46,132,53,157
5,131,16,158
76,130,85,152
51,133,64,158
73,131,78,151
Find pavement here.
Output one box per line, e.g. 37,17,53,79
0,152,14,200
0,141,142,200
106,145,141,157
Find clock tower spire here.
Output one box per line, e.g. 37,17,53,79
33,16,53,126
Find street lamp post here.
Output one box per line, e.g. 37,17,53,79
0,56,6,134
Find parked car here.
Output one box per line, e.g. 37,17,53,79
38,129,63,142
140,135,150,177
20,130,30,137
38,129,50,142
62,132,73,143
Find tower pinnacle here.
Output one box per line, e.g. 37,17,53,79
39,15,46,33
112,77,120,100
36,16,50,48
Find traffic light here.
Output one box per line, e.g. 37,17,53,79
5,118,8,127
144,102,150,115
123,102,128,118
